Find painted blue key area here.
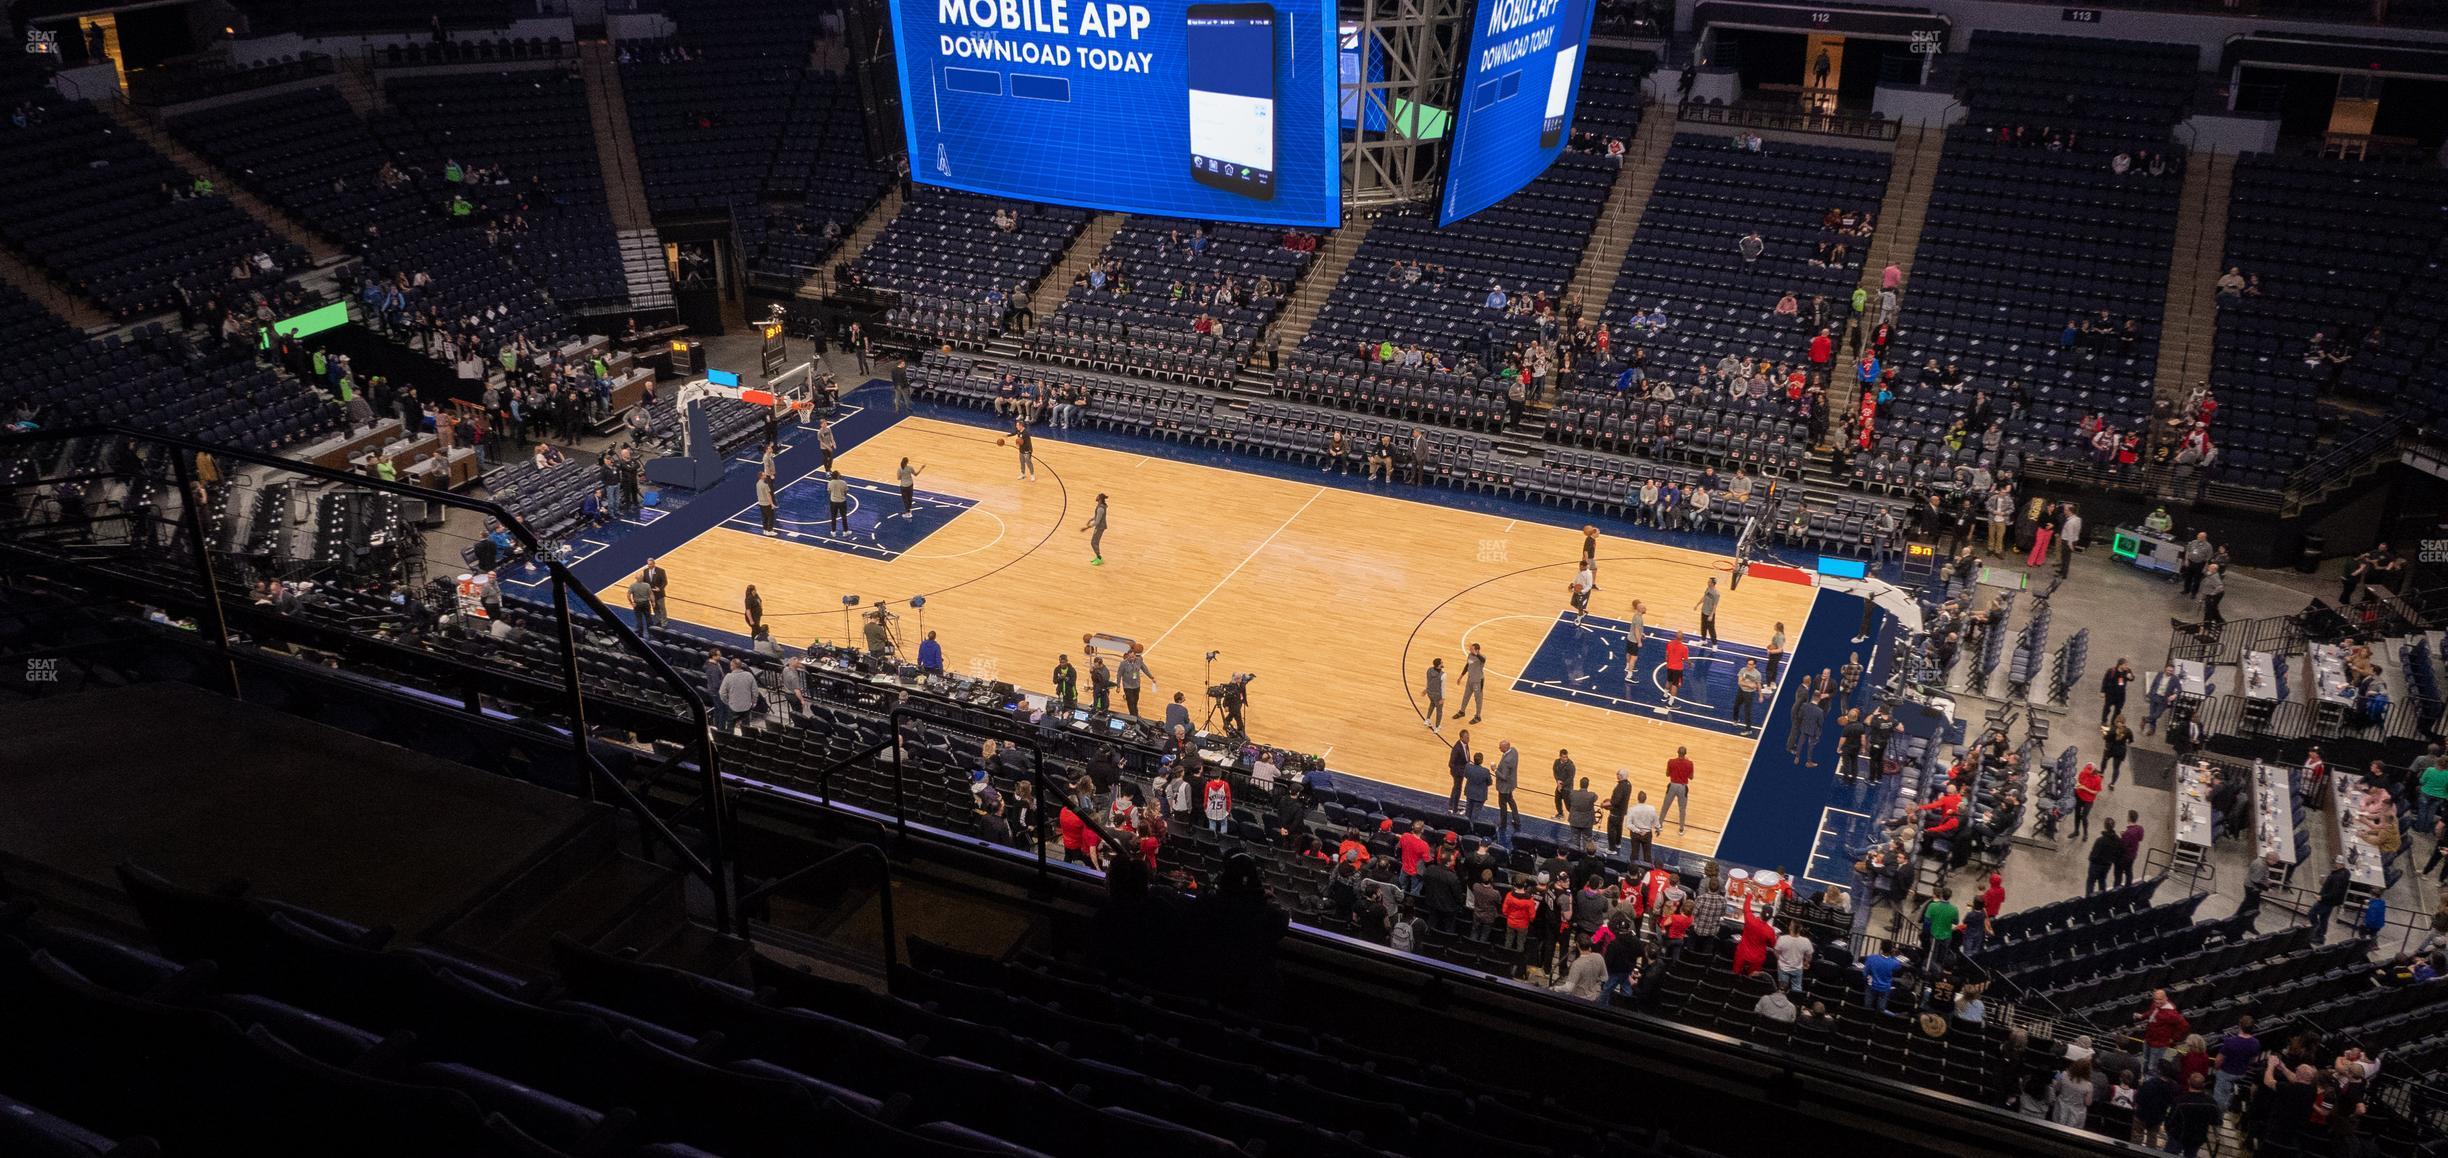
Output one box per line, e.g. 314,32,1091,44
719,473,976,561
1511,612,1775,739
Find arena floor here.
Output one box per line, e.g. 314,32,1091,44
602,412,1827,858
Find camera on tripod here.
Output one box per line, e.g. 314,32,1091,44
1207,672,1254,701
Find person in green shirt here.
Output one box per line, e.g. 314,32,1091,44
373,457,397,482
2418,750,2448,833
1922,886,1960,971
1850,286,1868,317
444,159,463,183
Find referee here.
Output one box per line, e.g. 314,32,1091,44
827,470,851,534
1079,493,1108,565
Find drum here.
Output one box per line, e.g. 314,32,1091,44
1752,869,1783,903
1726,867,1752,901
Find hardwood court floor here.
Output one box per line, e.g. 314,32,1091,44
612,417,1819,854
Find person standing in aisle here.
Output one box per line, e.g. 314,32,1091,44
2100,657,2134,726
2179,531,2213,595
1422,657,1447,727
2199,564,2226,625
755,471,778,535
1457,642,1489,724
1695,577,1721,643
1079,493,1108,565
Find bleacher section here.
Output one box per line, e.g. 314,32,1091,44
0,873,1733,1158
1301,153,1616,369
1869,33,2191,478
846,190,1089,346
753,72,891,287
2207,156,2448,488
0,65,306,320
0,286,339,451
384,71,628,308
1022,219,1317,387
1567,134,1890,479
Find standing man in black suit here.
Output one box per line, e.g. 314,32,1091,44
642,557,669,626
1446,728,1472,815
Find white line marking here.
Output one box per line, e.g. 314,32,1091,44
1503,519,1517,532
1146,487,1322,653
1718,586,1824,835
900,508,1007,560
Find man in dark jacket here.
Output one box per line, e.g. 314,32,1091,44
1446,730,1471,814
2306,856,2351,943
2086,828,2121,896
2163,1073,2219,1158
1419,850,1468,934
1604,770,1634,853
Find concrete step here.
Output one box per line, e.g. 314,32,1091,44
802,186,904,299
1566,106,1672,309
578,40,654,235
1270,216,1375,350
1026,212,1127,320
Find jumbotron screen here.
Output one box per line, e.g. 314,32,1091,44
1439,0,1594,225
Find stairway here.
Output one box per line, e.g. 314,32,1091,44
433,806,719,973
333,53,388,118
800,185,903,298
618,229,675,311
2151,152,2235,423
1025,211,1126,323
576,39,654,234
1565,108,1671,310
1268,215,1375,351
1826,124,1939,431
104,101,344,266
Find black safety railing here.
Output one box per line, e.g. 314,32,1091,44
738,842,897,978
0,424,742,938
1675,98,1900,141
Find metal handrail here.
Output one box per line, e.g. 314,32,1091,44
0,423,739,936
738,842,898,979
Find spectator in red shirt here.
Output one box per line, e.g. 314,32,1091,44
1730,895,1776,976
1808,328,1833,382
1397,820,1433,894
1659,899,1696,962
1058,806,1103,870
1980,872,2005,920
1663,632,1690,701
2137,989,2190,1073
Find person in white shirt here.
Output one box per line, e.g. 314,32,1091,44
1773,925,1815,994
1624,792,1660,864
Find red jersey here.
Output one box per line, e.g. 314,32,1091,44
1397,832,1432,875
1661,912,1694,941
1665,638,1689,672
1666,758,1694,785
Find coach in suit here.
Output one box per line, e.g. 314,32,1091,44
642,557,669,625
1790,691,1827,768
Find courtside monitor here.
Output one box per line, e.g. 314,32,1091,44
1816,556,1870,580
706,369,741,388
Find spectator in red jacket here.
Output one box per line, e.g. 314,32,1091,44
1730,895,1777,976
2073,763,2104,838
1500,882,1539,952
2137,989,2191,1073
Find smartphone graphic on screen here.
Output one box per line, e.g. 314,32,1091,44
1187,3,1278,201
1540,42,1581,149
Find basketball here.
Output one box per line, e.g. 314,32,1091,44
996,437,1007,447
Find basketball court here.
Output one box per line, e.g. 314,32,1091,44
598,411,1836,860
